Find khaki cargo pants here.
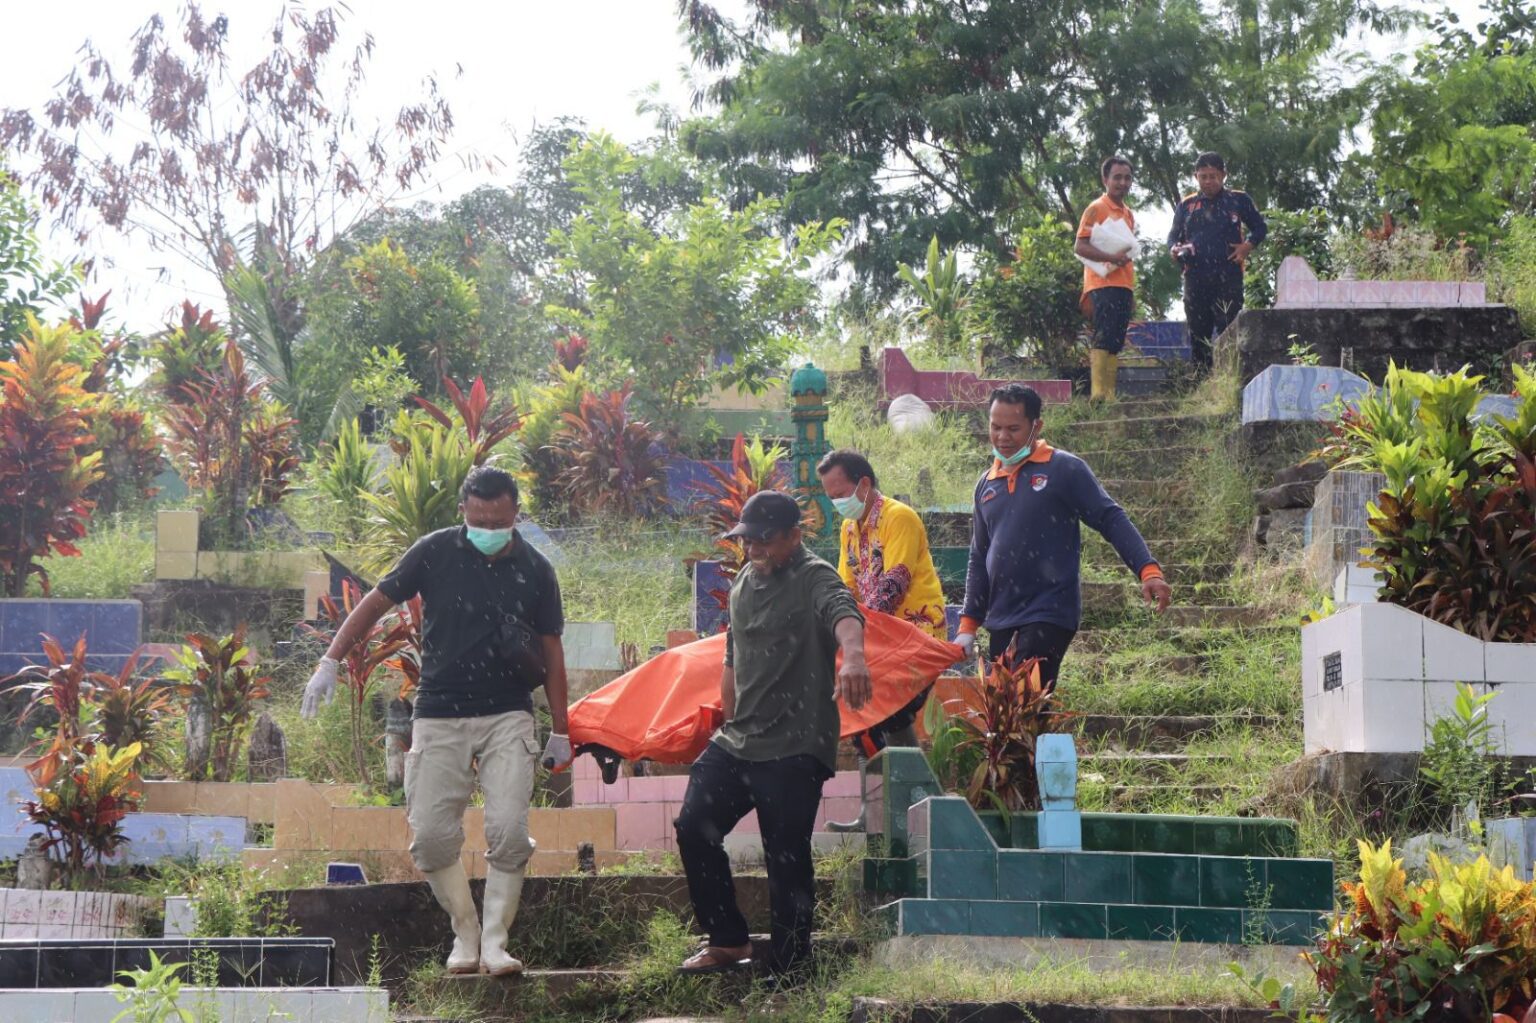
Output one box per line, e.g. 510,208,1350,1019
405,710,539,873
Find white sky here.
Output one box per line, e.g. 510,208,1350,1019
0,0,1490,331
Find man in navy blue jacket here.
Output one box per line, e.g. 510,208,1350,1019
954,384,1172,685
1167,151,1268,370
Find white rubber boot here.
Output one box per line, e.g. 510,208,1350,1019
480,866,526,976
423,864,481,974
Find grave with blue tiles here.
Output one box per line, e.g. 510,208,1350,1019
0,600,143,678
0,768,246,865
863,744,1334,945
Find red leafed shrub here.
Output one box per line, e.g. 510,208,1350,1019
162,338,300,540
694,432,791,589
162,627,271,782
0,317,103,596
552,385,667,520
554,333,588,371
412,375,521,465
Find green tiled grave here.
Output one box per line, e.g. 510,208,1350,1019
874,899,1322,947
1063,851,1132,904
1040,902,1109,939
1175,907,1244,944
1132,853,1199,906
996,851,1065,902
1108,904,1178,941
970,900,1041,937
926,850,998,900
1200,856,1258,908
862,751,1330,947
1264,858,1335,910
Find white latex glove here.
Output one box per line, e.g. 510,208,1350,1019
542,732,573,772
302,657,339,719
955,632,977,658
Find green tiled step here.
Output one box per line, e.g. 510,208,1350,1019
905,847,1332,913
976,810,1299,858
875,897,1323,946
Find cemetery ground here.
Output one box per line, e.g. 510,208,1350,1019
8,370,1352,1022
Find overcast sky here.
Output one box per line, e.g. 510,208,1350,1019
0,0,1489,330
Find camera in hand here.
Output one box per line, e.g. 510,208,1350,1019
1171,242,1197,265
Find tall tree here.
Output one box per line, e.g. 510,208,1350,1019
677,0,1403,301
0,5,461,289
1367,0,1536,241
546,134,841,424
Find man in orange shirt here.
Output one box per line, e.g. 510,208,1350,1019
1074,156,1138,402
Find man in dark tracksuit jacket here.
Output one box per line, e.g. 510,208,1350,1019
1167,151,1267,370
954,384,1172,686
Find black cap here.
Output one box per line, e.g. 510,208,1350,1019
723,490,801,540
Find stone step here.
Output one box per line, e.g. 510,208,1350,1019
1057,445,1214,475
1065,653,1212,683
1101,783,1243,811
1074,713,1278,749
1055,413,1227,444
1161,605,1276,629
1070,624,1291,654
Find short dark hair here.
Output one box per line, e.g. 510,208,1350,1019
989,383,1043,420
459,465,519,505
816,449,878,488
1101,155,1133,180
1194,151,1226,172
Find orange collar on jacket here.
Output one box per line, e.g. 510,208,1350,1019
986,443,1055,493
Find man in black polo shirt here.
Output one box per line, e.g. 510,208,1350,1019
1167,151,1268,370
303,465,569,977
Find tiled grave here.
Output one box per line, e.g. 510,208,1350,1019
1302,602,1536,755
0,936,332,988
0,599,142,678
864,747,1333,946
0,985,386,1022
1241,365,1371,424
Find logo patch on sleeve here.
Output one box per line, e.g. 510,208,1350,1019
1030,474,1049,492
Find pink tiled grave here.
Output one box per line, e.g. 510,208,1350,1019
1274,256,1490,309
575,754,867,851
879,347,1071,409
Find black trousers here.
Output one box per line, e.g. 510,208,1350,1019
1183,269,1245,369
674,743,831,973
1090,286,1133,354
987,621,1077,690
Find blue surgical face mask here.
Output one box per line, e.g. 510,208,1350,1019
831,482,869,521
466,525,513,556
993,425,1040,468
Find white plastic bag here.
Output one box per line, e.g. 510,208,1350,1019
1075,217,1141,280
887,393,936,434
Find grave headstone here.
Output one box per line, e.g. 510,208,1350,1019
693,560,730,635
247,711,288,781
1241,364,1372,424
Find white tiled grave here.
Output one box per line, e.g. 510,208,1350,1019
0,986,387,1022
1303,602,1536,755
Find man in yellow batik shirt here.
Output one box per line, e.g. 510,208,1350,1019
816,448,947,832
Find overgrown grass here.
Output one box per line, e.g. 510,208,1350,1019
553,521,698,652
818,950,1310,1011
28,511,155,599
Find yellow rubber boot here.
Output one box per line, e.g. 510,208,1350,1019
1089,349,1108,402
1102,352,1119,402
